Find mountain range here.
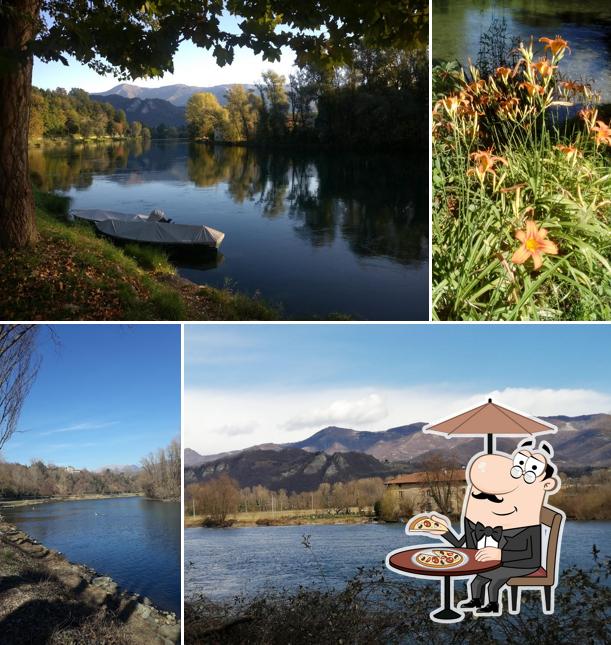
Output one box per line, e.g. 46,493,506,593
89,82,258,129
90,94,186,128
185,413,611,492
92,83,255,107
185,448,401,493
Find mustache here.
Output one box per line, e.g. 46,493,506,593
471,491,504,504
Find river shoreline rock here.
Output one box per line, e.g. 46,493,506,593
0,517,180,644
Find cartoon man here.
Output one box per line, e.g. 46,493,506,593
413,439,562,616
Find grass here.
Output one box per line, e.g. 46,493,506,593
2,547,14,562
122,243,175,273
185,508,374,528
432,37,611,320
0,533,135,645
0,190,280,320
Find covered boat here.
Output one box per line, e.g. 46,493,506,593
71,209,172,223
95,219,225,248
71,208,224,249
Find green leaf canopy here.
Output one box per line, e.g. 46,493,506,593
28,1,427,79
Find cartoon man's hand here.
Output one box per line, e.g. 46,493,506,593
405,513,450,536
475,547,502,562
428,514,450,534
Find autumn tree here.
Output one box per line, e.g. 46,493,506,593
423,454,463,518
256,71,290,140
0,1,425,249
223,85,259,142
288,69,318,131
185,92,226,141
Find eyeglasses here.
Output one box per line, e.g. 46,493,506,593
510,465,537,484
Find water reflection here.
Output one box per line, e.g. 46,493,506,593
30,140,428,319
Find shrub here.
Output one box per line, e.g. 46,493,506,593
185,552,610,644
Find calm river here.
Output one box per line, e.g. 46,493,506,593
30,141,428,320
3,496,180,614
433,0,611,102
185,521,611,600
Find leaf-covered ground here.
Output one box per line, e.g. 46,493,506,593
0,192,279,321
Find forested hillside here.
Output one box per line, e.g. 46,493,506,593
29,88,150,140
90,93,187,128
0,439,181,501
0,460,139,498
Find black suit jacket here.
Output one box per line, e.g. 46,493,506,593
443,519,542,569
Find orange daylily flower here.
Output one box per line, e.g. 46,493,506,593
497,97,520,118
560,80,590,98
440,95,465,116
467,149,509,183
468,79,487,94
519,81,545,97
592,121,611,146
539,36,571,57
495,67,512,83
555,144,582,162
579,108,598,132
511,220,559,270
531,58,557,79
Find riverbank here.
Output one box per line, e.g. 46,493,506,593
0,493,143,510
0,518,180,644
185,554,609,644
0,191,279,320
29,134,148,147
185,509,376,528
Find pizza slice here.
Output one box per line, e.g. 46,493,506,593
407,515,449,533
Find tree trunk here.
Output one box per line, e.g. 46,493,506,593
0,1,42,249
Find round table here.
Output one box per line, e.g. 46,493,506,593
387,547,501,622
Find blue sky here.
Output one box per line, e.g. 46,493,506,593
33,13,297,93
3,325,180,470
184,324,611,455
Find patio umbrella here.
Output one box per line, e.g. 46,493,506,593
422,398,557,454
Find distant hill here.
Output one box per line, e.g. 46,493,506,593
184,447,403,493
186,413,611,481
97,464,141,474
90,94,186,128
93,83,256,107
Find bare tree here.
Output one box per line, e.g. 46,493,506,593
188,475,240,523
140,437,181,500
423,454,463,518
0,325,40,452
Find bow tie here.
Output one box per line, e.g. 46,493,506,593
474,522,503,542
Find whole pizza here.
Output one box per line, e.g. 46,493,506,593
414,549,465,569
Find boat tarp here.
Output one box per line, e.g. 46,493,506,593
72,209,153,223
95,219,225,247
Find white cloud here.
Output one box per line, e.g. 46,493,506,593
38,421,118,436
185,385,611,457
212,423,257,437
283,393,388,431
